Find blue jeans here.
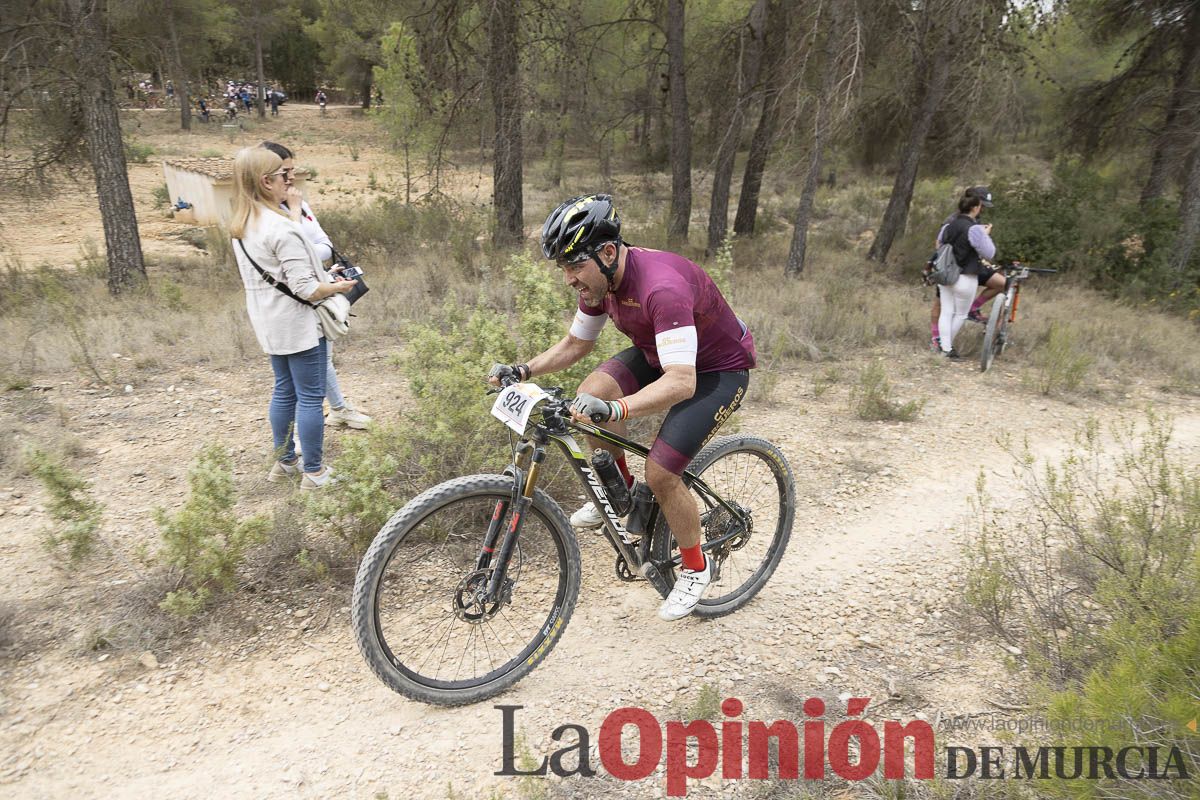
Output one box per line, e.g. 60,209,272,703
270,339,327,473
325,343,346,409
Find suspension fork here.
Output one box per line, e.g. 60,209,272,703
480,440,544,601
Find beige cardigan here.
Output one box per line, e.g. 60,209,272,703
234,207,332,355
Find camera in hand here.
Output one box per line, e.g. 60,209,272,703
340,264,364,280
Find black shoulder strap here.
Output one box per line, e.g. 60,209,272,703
237,239,316,308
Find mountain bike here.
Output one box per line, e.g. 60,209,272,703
351,377,795,706
980,262,1058,373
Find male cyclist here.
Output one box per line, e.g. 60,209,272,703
488,194,756,621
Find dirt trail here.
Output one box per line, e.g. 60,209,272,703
3,106,1198,798
1,346,1197,799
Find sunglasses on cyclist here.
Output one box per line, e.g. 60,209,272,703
266,168,294,180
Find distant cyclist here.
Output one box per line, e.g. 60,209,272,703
487,194,756,620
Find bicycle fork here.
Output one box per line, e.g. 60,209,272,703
474,442,543,604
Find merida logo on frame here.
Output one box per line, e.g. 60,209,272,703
495,699,1192,797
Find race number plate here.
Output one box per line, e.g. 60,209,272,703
490,383,549,435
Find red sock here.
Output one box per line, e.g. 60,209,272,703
970,295,986,313
680,544,706,572
615,454,634,488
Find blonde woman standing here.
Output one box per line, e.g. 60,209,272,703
230,147,357,489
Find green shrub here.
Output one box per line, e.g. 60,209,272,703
154,444,270,615
850,361,922,421
305,422,416,556
124,140,156,163
152,183,171,209
1026,322,1093,396
25,448,103,564
966,412,1200,796
709,235,735,297
964,412,1200,684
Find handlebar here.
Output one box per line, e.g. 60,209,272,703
490,377,608,424
996,261,1058,274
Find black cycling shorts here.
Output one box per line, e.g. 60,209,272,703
596,347,749,475
977,265,996,286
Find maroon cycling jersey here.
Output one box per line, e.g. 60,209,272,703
574,247,756,372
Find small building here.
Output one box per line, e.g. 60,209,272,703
161,157,307,226
161,158,234,225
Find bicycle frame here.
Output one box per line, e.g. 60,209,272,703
476,401,750,604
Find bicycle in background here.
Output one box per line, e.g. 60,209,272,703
980,262,1058,372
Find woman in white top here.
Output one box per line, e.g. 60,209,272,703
230,147,357,490
260,141,372,430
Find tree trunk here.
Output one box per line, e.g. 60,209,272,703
488,0,524,246
733,0,789,237
165,0,190,131
786,2,842,277
255,30,266,119
74,0,146,294
866,49,951,263
360,70,372,109
665,0,691,245
640,34,655,153
1140,9,1200,206
1170,142,1200,274
706,0,768,256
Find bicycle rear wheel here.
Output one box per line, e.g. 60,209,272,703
651,435,795,618
352,475,581,706
980,296,1008,372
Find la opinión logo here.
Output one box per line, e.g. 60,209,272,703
496,698,1192,797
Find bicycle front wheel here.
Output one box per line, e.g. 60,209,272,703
980,296,1008,372
651,435,795,618
351,475,581,706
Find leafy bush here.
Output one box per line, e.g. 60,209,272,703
152,183,171,209
1026,322,1094,396
965,412,1200,796
154,444,270,615
965,412,1200,684
25,448,103,564
988,160,1198,313
124,140,156,163
850,361,922,421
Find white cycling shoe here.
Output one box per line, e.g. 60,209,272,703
570,502,605,529
658,557,712,621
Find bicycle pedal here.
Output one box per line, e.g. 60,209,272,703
639,562,673,599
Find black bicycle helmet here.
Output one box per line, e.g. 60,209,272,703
540,194,622,276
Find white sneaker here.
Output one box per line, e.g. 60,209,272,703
570,502,604,529
327,401,371,429
300,466,337,491
658,557,712,621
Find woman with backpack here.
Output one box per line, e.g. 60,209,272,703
937,193,996,360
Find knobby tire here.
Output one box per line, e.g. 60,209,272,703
352,475,581,706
